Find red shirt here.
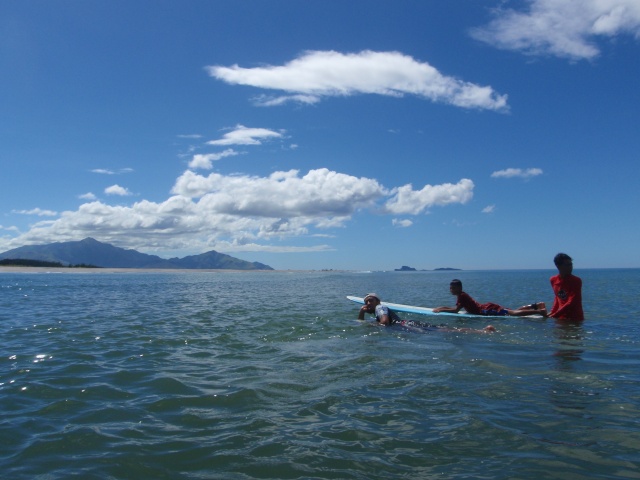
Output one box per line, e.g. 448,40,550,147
456,292,503,315
549,274,584,320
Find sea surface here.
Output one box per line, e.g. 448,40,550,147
1,268,639,479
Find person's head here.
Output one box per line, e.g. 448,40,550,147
364,293,381,307
449,279,463,295
554,253,573,276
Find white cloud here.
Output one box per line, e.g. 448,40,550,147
207,50,508,111
79,192,97,200
207,125,284,146
482,205,496,214
105,185,133,196
491,168,543,179
383,179,474,215
1,169,475,255
12,208,58,217
253,94,321,107
171,168,386,217
210,240,333,253
188,149,241,170
392,219,413,228
91,168,134,175
1,225,20,232
471,0,640,60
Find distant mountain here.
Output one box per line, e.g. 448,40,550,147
0,238,274,270
166,250,273,270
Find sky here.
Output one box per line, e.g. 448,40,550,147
1,0,639,271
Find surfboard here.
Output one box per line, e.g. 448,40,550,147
346,296,544,319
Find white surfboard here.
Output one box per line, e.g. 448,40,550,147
347,296,544,319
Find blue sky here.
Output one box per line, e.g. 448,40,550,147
1,0,639,271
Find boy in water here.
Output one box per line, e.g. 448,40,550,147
432,279,547,317
358,293,496,333
549,253,584,321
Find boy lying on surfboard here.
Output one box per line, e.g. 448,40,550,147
358,293,496,333
432,279,547,317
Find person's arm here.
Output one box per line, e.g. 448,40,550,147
432,305,462,314
549,289,581,318
358,304,372,320
377,313,391,325
548,278,560,317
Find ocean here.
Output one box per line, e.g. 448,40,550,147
1,268,639,479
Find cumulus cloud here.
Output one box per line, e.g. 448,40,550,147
206,50,508,111
383,179,474,215
105,185,133,196
207,125,284,146
12,208,58,217
188,149,240,169
1,169,474,255
491,168,543,179
79,192,97,200
471,0,640,60
171,168,386,217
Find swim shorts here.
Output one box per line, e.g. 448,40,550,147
481,308,509,316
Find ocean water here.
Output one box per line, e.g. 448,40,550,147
1,268,639,479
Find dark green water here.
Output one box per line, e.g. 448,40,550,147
1,269,639,479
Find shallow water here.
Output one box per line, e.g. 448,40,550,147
1,269,639,479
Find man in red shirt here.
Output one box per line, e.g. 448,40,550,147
549,253,584,321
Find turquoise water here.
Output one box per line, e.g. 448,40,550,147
1,268,639,479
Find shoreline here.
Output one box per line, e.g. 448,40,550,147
0,266,350,274
0,266,281,274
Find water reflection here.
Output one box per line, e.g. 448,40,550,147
552,320,585,368
548,321,597,418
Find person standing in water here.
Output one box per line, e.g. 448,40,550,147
549,253,584,321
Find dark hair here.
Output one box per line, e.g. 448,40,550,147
450,279,462,287
554,253,572,267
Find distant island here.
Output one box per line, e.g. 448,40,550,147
0,237,273,270
394,265,461,271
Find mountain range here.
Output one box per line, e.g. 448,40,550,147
0,238,273,270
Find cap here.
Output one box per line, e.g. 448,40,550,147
364,293,380,302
